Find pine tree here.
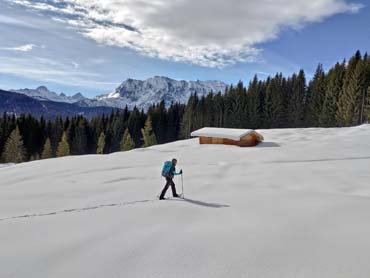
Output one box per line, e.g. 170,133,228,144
141,116,157,147
165,102,185,142
121,128,135,152
268,74,287,128
213,92,225,127
359,60,370,124
41,137,52,159
165,104,178,142
57,132,70,157
151,101,167,144
320,62,345,127
51,117,64,155
127,107,143,146
288,70,306,127
71,118,87,155
110,110,126,152
224,86,239,128
96,132,105,154
224,82,247,128
305,64,326,127
337,56,370,126
120,128,135,151
180,94,198,138
336,51,362,126
363,86,370,123
2,126,25,163
247,76,264,129
263,77,274,128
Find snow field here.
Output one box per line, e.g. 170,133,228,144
1,125,370,277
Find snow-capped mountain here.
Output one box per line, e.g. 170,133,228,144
11,77,228,110
89,76,228,110
11,86,87,104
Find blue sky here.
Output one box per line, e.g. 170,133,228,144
0,0,368,98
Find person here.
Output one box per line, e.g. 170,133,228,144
159,158,182,200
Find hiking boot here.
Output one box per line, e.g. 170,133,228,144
173,194,180,198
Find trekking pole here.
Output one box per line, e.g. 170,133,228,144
181,173,184,198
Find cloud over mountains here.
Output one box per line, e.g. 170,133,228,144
1,43,37,52
9,0,363,67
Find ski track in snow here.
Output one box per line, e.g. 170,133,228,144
0,197,230,223
0,199,154,222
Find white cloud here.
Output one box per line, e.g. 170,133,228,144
1,44,37,52
8,0,363,67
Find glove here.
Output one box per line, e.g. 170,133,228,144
180,169,183,174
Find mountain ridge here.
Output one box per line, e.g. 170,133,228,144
11,86,88,104
0,89,118,119
10,76,228,110
94,76,228,110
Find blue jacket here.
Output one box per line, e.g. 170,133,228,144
168,164,181,179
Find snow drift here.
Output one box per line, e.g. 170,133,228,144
1,125,370,278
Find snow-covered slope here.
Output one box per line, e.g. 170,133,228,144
11,86,87,103
92,76,228,110
1,125,370,278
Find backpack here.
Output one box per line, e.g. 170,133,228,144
161,161,173,177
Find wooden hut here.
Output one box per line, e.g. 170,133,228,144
191,127,264,147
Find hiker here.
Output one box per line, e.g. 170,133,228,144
159,158,182,200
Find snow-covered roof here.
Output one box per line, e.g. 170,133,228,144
191,127,254,141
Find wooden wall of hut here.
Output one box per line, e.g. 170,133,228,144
198,133,260,147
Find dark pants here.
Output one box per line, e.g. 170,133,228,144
160,177,177,198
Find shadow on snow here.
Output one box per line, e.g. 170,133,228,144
256,142,280,148
166,197,230,208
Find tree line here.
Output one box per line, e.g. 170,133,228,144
1,50,370,163
0,103,184,163
181,50,370,135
